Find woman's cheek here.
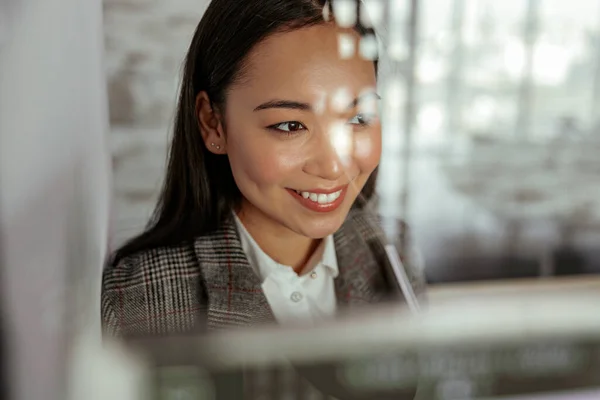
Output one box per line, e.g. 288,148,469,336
239,145,306,185
354,129,382,172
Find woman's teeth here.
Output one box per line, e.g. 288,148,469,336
294,189,342,204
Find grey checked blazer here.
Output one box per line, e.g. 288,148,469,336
101,209,426,338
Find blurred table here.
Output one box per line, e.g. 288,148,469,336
132,277,600,400
428,276,600,303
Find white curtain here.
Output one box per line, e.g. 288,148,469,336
0,0,110,399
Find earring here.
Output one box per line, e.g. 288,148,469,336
210,143,221,150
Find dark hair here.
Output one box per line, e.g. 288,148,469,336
112,0,379,265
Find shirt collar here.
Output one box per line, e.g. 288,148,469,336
321,235,339,277
233,213,339,279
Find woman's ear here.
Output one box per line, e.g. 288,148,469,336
196,91,226,154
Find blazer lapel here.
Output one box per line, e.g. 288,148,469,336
333,212,390,310
193,211,391,330
193,219,274,330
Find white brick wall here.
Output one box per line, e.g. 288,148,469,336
104,0,209,127
104,0,209,245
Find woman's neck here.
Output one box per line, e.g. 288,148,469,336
236,203,321,274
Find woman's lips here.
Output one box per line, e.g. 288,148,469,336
286,186,348,213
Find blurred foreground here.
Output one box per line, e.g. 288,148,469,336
106,277,600,399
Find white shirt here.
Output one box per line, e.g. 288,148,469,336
233,214,339,325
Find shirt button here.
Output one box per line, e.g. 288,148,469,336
310,271,317,279
290,291,303,302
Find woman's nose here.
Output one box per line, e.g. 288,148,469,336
302,122,353,181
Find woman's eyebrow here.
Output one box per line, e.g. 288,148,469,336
253,91,381,112
254,100,312,112
350,91,381,109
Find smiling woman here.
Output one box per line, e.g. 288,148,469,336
202,23,382,260
102,0,425,349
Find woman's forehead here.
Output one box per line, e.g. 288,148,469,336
230,24,377,102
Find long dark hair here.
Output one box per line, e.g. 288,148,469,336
112,0,379,265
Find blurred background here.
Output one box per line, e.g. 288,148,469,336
106,0,600,284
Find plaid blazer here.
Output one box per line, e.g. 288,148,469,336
102,209,426,338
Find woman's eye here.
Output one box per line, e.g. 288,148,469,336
269,121,307,133
348,113,374,126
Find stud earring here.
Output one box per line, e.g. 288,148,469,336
210,143,221,150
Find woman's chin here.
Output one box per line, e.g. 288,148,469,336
293,216,347,239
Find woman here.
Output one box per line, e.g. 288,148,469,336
102,0,426,338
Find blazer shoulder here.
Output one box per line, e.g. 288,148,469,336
345,208,427,301
102,242,199,291
101,241,204,338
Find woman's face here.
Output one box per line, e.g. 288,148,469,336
223,23,381,239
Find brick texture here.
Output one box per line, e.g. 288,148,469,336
103,0,209,127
